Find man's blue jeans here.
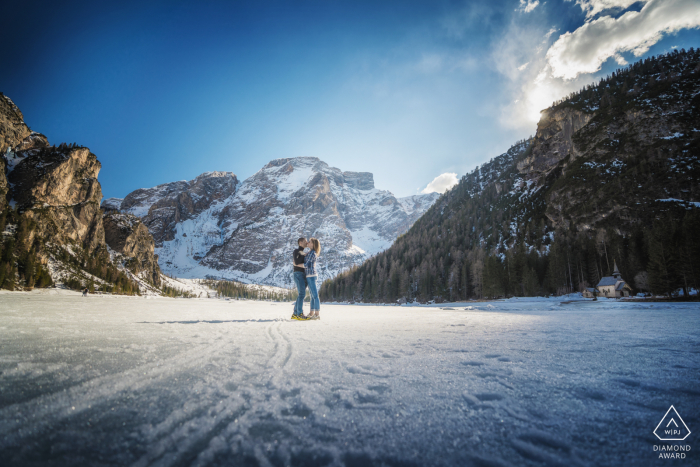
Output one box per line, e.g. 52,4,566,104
307,276,320,312
293,271,306,316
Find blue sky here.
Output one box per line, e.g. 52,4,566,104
2,0,699,198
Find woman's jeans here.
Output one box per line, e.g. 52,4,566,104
307,276,320,312
293,272,306,315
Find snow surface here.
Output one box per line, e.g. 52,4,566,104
348,226,391,257
1,293,698,466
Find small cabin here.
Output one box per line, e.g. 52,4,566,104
596,261,632,298
582,287,599,298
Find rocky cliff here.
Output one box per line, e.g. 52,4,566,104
533,51,700,232
110,157,439,287
103,212,161,286
121,171,238,246
0,94,162,293
0,94,32,212
8,144,105,254
517,107,593,176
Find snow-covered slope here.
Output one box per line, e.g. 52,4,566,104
101,197,123,211
108,158,439,287
2,295,697,466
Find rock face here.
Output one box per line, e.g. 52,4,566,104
114,157,439,287
533,67,700,232
8,145,105,253
2,93,104,254
103,213,161,286
120,171,238,246
1,93,164,293
0,94,32,212
342,171,375,190
517,107,594,176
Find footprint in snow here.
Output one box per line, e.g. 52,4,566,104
462,392,505,406
475,372,499,378
281,403,312,418
511,430,583,467
574,389,607,401
461,361,484,367
368,384,390,394
474,393,504,402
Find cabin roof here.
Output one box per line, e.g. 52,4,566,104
597,276,618,287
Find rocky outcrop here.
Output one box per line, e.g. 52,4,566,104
120,157,439,287
0,94,31,154
103,212,161,286
2,93,105,253
517,107,594,176
1,92,166,294
115,171,238,246
513,50,700,232
7,145,105,253
0,94,32,212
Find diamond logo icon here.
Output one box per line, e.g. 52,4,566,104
654,406,691,441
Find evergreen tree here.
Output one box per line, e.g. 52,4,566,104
647,220,680,296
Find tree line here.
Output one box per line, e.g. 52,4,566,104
204,279,298,301
320,211,699,303
0,206,140,294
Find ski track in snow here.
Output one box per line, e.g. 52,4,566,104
0,292,699,466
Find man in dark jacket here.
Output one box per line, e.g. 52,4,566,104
291,237,308,320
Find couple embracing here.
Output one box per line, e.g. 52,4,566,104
291,237,321,321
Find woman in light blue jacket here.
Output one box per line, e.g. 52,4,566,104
304,238,321,320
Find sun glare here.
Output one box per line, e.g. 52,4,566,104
525,83,555,123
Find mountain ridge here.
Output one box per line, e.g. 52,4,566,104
106,156,440,288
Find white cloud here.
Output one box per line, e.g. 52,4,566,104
422,173,459,194
544,27,558,39
519,0,540,13
491,21,571,128
518,62,530,71
574,0,648,19
547,0,700,79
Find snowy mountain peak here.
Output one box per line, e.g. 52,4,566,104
262,156,321,170
194,171,237,181
115,157,439,288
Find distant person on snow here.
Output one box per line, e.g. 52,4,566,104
291,237,309,320
82,287,88,297
304,238,321,320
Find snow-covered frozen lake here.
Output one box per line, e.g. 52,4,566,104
0,292,698,466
